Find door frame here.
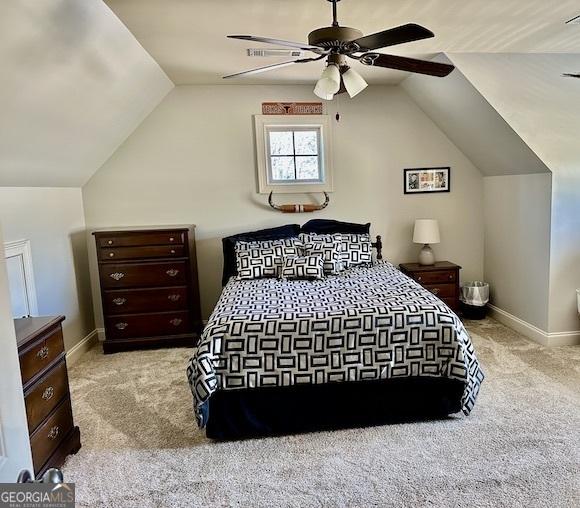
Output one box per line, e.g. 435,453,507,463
0,224,33,481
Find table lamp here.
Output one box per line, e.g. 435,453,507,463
413,219,440,265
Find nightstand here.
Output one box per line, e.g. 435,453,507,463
399,261,461,311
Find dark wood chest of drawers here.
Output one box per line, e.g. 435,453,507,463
15,316,81,477
399,261,461,311
93,226,202,353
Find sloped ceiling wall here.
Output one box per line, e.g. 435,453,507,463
447,53,580,335
0,0,173,187
401,55,550,177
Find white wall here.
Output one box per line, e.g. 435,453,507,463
0,188,94,351
83,84,484,325
483,174,552,330
451,53,580,335
0,0,173,187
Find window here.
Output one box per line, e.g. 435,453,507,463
267,127,322,183
255,115,333,194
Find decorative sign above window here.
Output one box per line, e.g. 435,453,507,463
262,102,323,115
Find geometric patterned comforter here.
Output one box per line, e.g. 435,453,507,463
186,261,484,427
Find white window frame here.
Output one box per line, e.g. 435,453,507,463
254,115,333,194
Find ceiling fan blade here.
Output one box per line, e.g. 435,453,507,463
563,73,580,78
223,60,299,79
227,35,324,53
349,24,434,52
360,53,454,77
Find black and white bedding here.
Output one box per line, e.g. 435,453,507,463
187,261,484,427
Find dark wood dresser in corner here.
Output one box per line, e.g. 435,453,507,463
15,316,81,477
93,226,202,354
399,261,461,311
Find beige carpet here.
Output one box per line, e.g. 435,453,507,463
64,318,580,508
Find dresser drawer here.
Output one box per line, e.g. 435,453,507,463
423,284,456,298
30,398,73,473
412,270,457,285
99,245,185,262
103,287,189,314
100,261,187,289
105,311,191,339
20,327,65,386
98,231,185,248
25,361,69,433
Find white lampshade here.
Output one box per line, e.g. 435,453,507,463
313,81,335,101
342,67,368,98
314,64,340,99
413,219,440,244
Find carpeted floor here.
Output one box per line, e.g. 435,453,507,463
63,318,580,508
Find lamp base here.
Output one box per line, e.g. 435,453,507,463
418,244,435,266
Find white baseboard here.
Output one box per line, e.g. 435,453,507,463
66,329,99,366
488,304,580,346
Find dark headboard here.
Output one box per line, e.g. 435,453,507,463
222,220,381,284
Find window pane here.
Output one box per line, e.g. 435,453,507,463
294,130,319,155
269,131,294,155
295,156,320,180
271,157,295,180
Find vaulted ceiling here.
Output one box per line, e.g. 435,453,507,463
105,0,580,85
0,0,172,187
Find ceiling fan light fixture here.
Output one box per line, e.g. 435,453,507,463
314,63,340,100
313,81,335,100
342,67,368,98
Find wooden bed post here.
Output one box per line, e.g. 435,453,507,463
373,235,383,260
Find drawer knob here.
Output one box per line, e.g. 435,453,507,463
430,288,440,295
107,240,113,245
449,274,454,280
42,386,54,401
169,237,175,242
170,249,176,254
417,276,422,282
37,346,49,360
167,294,181,302
48,425,60,440
115,322,128,330
170,318,183,326
112,297,127,306
110,272,125,281
166,269,179,277
109,252,115,258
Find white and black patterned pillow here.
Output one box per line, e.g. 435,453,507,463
280,255,325,281
235,238,302,280
299,233,343,274
341,233,373,268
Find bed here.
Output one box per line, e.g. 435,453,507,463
186,222,484,439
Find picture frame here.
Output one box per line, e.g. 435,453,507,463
404,167,450,194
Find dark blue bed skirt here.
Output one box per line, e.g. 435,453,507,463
205,377,465,440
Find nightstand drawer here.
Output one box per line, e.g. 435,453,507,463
25,361,69,433
30,397,73,474
412,270,456,285
20,327,65,386
423,284,456,298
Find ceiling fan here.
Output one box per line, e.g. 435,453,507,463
223,0,454,100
